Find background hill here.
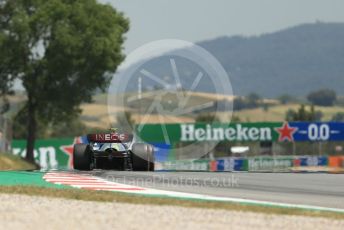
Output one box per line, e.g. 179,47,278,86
199,22,344,97
128,22,344,98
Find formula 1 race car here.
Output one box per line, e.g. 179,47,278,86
73,130,154,171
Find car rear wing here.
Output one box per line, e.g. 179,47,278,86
87,133,133,143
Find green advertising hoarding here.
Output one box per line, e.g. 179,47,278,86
138,122,282,143
137,122,344,143
12,137,81,169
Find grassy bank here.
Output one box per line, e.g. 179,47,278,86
0,153,37,170
0,185,343,219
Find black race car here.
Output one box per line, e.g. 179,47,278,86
73,131,154,171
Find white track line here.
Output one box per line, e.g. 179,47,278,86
43,172,344,213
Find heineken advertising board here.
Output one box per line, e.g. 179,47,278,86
158,160,209,171
137,122,344,143
248,156,294,172
12,137,88,169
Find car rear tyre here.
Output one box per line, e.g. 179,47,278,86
73,144,93,170
131,143,155,171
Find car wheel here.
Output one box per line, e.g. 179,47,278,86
73,144,93,170
131,143,155,171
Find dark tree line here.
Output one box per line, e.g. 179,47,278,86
307,89,337,106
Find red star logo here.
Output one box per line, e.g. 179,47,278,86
60,137,82,169
275,122,298,142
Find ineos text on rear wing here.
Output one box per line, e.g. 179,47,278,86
87,133,133,143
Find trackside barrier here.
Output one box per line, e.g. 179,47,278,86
211,158,248,171
157,160,209,171
297,156,328,166
328,156,343,168
157,155,344,172
248,156,294,172
327,156,344,173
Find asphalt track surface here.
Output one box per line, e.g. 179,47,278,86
90,171,344,209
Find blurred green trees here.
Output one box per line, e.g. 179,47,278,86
285,104,323,122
